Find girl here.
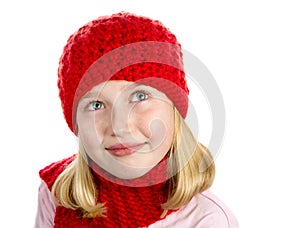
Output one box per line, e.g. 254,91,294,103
35,12,238,227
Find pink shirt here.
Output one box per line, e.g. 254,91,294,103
35,181,238,228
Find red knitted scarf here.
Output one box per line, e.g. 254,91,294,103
40,155,175,227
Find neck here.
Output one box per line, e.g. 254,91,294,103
88,158,174,227
89,156,169,187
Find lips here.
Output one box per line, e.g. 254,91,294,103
105,143,145,157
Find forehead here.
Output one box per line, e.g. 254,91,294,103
81,80,169,100
83,80,134,98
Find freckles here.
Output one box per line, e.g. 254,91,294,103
149,119,167,139
94,117,109,141
131,100,174,141
138,112,169,143
133,110,156,138
78,112,107,144
142,121,152,139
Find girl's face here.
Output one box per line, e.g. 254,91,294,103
76,80,174,179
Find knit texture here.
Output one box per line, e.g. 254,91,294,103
39,155,175,227
57,12,189,134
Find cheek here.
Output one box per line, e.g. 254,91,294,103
134,103,174,147
152,116,174,152
77,113,107,150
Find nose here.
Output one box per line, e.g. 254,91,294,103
110,105,133,137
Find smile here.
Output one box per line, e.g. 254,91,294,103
105,143,145,157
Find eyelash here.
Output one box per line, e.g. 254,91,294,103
130,90,150,102
86,100,104,111
85,89,150,111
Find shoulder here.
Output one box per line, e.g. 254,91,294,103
35,181,56,228
190,190,239,227
150,189,239,228
39,154,77,190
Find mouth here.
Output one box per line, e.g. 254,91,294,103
105,143,145,157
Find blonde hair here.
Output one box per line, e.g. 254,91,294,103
51,108,215,218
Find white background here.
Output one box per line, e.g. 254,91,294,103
1,0,300,227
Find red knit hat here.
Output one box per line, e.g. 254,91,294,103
58,12,189,134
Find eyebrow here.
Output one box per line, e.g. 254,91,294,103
81,91,100,99
81,83,145,100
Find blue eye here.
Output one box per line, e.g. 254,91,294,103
87,101,104,111
131,91,149,102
